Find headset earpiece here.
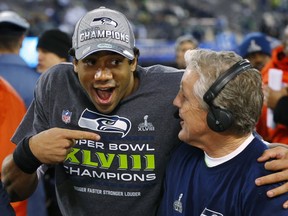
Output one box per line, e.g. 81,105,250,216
203,59,252,132
206,106,233,132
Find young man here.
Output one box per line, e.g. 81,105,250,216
0,10,40,108
238,32,272,71
159,49,288,215
36,29,72,73
2,7,288,216
174,34,198,69
257,26,288,145
0,10,47,216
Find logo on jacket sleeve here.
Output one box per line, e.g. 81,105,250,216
78,109,131,137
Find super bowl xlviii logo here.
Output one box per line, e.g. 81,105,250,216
173,193,183,213
138,115,155,131
78,108,131,138
200,208,223,216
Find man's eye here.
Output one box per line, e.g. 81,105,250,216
111,59,122,66
84,59,96,66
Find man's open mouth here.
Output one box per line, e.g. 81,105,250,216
95,88,115,104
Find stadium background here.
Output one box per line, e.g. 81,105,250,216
2,0,288,67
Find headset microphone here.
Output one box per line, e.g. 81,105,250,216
174,110,180,119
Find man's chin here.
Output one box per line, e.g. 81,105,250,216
95,104,116,114
178,132,186,142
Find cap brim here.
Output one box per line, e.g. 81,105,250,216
75,42,134,60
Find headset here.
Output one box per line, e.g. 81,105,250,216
203,59,252,132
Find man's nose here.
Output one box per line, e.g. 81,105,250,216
94,68,112,80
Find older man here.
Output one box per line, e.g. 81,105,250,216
159,49,288,215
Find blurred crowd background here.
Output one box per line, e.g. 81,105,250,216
1,0,288,65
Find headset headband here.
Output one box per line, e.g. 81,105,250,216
203,59,252,105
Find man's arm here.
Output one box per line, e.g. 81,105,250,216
256,146,288,209
1,154,38,201
1,127,100,201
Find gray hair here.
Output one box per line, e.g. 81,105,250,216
175,34,198,50
184,49,263,135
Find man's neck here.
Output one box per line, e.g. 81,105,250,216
204,134,254,167
203,133,252,158
0,49,19,54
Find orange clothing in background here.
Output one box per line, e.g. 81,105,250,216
257,45,288,144
0,77,27,216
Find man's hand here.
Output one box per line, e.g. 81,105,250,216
29,127,100,164
264,85,287,109
256,146,288,208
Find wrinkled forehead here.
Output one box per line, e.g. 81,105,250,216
181,69,196,86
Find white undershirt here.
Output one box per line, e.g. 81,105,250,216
204,134,254,167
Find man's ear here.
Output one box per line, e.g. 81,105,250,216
131,58,138,72
73,59,78,73
19,34,26,49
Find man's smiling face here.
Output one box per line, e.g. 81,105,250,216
74,51,137,114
